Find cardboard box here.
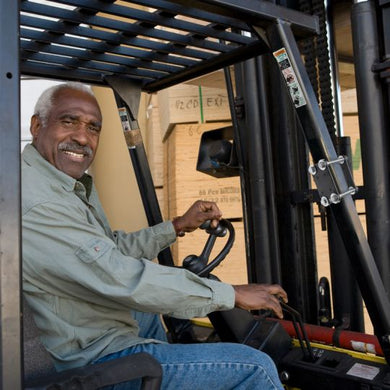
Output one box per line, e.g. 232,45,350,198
164,122,242,220
157,84,231,140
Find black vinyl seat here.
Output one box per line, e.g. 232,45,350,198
23,299,162,390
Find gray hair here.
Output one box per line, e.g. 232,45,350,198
33,82,96,126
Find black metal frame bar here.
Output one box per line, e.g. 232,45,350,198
265,55,319,325
19,0,318,91
0,0,22,388
327,138,364,332
105,76,174,266
233,56,282,285
167,0,319,37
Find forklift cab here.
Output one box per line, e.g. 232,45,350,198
1,0,390,388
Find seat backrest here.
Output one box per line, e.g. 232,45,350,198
23,298,163,390
23,298,57,382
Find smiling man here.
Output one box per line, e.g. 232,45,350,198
30,85,102,179
22,82,287,390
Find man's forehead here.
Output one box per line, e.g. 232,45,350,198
51,88,102,118
53,87,96,103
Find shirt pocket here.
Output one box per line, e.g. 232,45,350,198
75,238,111,264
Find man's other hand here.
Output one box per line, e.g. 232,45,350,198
233,284,288,319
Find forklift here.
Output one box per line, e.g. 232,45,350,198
1,0,389,388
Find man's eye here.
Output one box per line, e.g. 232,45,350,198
88,125,101,133
61,120,75,127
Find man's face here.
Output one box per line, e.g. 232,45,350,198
31,88,102,179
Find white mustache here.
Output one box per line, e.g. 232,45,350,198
58,142,93,157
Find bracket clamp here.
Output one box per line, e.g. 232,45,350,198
308,156,357,207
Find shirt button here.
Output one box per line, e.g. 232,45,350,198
94,246,100,252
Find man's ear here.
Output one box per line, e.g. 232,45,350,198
30,115,41,141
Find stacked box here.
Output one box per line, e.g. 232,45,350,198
157,84,231,140
144,93,166,219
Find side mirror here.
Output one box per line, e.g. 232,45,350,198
196,126,239,178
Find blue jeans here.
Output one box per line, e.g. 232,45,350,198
94,312,283,390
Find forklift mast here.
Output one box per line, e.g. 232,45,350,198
1,0,389,388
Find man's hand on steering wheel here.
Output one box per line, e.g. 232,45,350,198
172,200,222,237
176,202,289,320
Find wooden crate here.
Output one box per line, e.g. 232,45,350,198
164,122,243,220
342,115,363,188
155,187,167,221
157,84,231,140
172,220,248,286
145,93,164,188
341,88,358,114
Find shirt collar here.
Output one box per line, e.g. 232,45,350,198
22,144,93,198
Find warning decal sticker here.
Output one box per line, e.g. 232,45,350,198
118,107,131,132
346,363,380,381
118,107,138,149
273,48,306,108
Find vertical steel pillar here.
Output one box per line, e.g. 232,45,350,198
0,0,22,388
233,56,281,285
223,66,252,275
351,0,390,294
268,58,319,325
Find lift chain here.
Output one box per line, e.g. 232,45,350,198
299,0,320,102
299,0,337,139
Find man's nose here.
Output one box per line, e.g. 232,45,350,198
72,125,89,145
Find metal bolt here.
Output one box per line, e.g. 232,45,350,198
318,156,346,171
329,155,345,165
332,187,357,204
317,159,327,171
280,371,290,382
308,165,317,176
321,196,330,207
345,186,357,196
326,155,346,166
330,193,341,204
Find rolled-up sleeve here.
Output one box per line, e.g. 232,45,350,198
112,222,176,260
23,201,235,319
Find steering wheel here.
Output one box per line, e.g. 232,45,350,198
182,218,235,278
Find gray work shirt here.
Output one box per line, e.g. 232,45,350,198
22,144,235,371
